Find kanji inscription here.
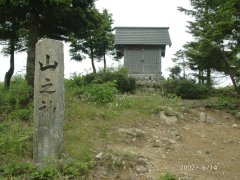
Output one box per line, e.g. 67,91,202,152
33,39,64,166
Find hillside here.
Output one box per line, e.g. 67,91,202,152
0,77,240,179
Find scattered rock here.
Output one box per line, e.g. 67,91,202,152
183,125,190,131
135,165,149,173
95,152,104,160
223,139,234,144
197,150,203,156
152,139,161,147
160,111,177,125
199,112,207,122
232,124,238,128
152,144,160,148
200,134,205,138
118,128,145,138
225,116,230,120
198,112,216,123
164,107,176,116
177,112,184,119
206,116,216,123
136,157,147,166
169,139,176,144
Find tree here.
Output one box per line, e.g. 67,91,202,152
184,39,224,86
0,1,26,90
70,9,115,73
172,49,187,79
169,65,182,80
95,9,115,72
0,0,100,88
69,28,98,73
179,0,240,92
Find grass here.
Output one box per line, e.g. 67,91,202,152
1,77,239,178
0,78,182,178
157,172,177,180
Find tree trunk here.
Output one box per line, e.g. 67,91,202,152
90,48,96,73
222,57,240,94
206,68,211,87
103,54,106,72
219,44,240,94
183,58,186,79
4,40,15,90
26,14,39,88
198,69,203,84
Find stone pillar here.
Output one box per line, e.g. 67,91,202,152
33,38,64,166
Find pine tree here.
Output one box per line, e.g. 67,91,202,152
179,0,240,92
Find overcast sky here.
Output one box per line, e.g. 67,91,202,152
0,0,194,82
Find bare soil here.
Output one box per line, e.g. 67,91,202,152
89,100,240,180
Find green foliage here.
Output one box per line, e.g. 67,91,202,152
64,67,136,95
176,80,209,99
157,172,177,180
0,75,33,119
83,82,118,104
179,0,240,93
213,96,236,110
1,162,35,177
0,159,91,179
0,120,32,162
31,164,59,179
69,9,114,72
9,107,32,121
83,67,136,93
207,87,239,111
64,73,84,89
59,160,89,178
162,79,210,99
169,65,182,80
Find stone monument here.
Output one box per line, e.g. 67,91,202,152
33,38,64,166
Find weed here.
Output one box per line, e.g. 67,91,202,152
157,172,177,180
1,162,35,177
0,120,32,163
83,82,118,104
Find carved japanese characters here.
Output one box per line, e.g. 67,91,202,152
33,39,64,166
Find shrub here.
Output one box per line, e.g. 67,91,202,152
162,79,210,99
176,80,209,99
65,73,84,89
79,67,136,93
83,82,118,104
1,75,32,112
114,72,136,93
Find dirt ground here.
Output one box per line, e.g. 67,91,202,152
89,100,240,180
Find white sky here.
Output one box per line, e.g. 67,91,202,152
0,0,194,82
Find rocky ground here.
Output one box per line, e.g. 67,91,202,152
87,100,240,180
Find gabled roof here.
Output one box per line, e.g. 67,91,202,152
115,27,172,46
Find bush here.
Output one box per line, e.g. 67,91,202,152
162,79,210,99
83,82,118,104
176,80,209,99
65,73,84,89
72,67,136,94
1,75,32,113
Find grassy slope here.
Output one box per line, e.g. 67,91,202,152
0,79,239,178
